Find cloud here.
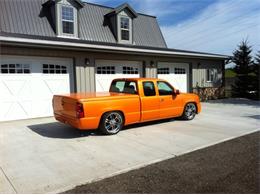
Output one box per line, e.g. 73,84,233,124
85,0,213,25
133,0,190,17
161,0,260,55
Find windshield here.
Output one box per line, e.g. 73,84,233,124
110,80,138,94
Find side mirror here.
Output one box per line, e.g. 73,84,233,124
174,89,180,95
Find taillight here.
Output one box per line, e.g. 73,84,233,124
76,103,84,118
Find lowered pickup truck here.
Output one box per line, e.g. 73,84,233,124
53,78,201,135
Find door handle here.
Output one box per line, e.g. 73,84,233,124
160,98,164,102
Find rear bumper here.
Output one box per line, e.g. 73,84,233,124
54,113,99,130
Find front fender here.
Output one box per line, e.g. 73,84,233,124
182,94,201,114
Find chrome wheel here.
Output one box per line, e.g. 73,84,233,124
184,103,196,120
104,112,123,134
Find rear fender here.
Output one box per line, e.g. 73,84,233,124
100,109,126,124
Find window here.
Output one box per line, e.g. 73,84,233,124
97,66,115,74
206,69,215,82
110,80,137,94
143,81,156,96
62,6,74,34
123,66,138,74
1,64,30,74
157,81,173,96
43,64,67,74
120,17,130,41
158,68,170,74
175,68,186,74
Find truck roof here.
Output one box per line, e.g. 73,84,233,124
113,78,163,82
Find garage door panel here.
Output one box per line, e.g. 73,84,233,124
0,81,13,98
95,60,142,92
158,62,189,93
0,102,13,120
2,79,28,97
43,77,70,95
95,76,115,92
0,56,74,121
1,101,31,121
31,100,52,117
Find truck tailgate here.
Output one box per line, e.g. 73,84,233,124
53,95,78,119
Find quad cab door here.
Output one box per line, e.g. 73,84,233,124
156,81,183,118
140,81,160,122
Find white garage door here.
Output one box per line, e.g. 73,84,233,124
0,55,74,121
95,60,142,92
158,62,189,93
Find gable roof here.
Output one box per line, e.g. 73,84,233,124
105,3,138,18
69,0,84,7
0,0,167,48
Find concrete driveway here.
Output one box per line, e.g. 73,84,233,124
0,99,259,193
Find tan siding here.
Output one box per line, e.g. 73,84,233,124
145,67,156,78
192,60,223,88
89,65,95,92
75,65,80,92
80,66,85,92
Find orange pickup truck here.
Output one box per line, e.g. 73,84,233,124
53,78,201,135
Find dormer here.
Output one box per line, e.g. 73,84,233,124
105,3,138,44
41,0,82,39
55,0,84,38
42,0,84,38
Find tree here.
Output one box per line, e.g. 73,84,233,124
231,41,254,98
252,51,260,100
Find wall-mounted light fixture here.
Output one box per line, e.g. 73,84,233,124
197,62,201,68
85,58,90,65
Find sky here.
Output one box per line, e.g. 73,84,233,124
84,0,260,57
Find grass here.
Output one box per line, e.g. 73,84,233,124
225,69,236,78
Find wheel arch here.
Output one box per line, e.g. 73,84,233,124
100,110,126,125
183,101,199,114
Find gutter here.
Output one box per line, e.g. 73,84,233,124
0,36,229,59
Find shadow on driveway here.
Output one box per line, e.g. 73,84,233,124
28,118,176,139
245,115,260,120
28,122,98,139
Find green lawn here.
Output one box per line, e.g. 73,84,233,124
225,69,236,78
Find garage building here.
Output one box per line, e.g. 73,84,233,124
0,0,228,121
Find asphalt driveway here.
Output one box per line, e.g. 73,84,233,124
0,98,259,193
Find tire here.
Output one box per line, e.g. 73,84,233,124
181,103,197,120
99,112,124,135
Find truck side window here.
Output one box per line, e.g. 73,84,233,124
143,81,156,96
110,80,137,94
157,81,173,96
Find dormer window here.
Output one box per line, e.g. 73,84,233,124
117,13,132,44
120,17,130,41
55,0,83,38
62,6,74,34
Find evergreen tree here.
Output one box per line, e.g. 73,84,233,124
231,41,254,98
252,51,260,99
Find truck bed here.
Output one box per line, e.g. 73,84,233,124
52,92,141,130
